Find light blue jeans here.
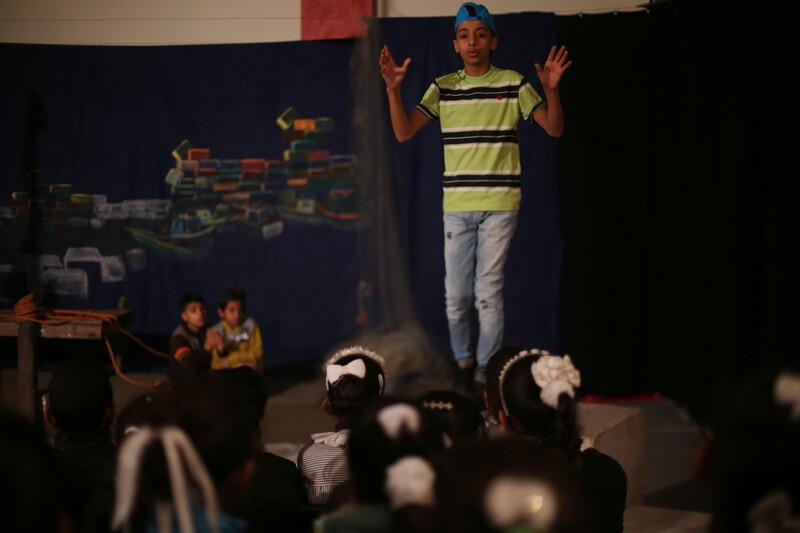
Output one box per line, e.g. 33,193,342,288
443,211,518,376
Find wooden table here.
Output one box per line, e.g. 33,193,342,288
0,309,133,421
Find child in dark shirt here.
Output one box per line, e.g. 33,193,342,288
45,354,117,533
168,293,224,381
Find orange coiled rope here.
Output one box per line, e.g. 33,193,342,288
2,294,169,389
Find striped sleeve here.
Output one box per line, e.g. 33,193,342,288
416,82,440,120
519,78,546,120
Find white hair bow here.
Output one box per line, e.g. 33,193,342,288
531,355,581,409
774,372,800,421
326,358,367,390
378,403,420,440
385,456,436,508
484,476,558,530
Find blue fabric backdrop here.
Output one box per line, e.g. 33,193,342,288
0,12,562,365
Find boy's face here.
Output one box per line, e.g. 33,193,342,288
218,300,244,327
453,20,497,70
181,301,207,332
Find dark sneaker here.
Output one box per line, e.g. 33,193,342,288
453,365,477,398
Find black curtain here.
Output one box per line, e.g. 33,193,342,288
559,0,800,420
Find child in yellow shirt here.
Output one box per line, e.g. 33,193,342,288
210,286,264,373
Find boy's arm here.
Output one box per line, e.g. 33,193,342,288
532,45,572,138
169,332,212,373
532,89,565,138
380,45,429,142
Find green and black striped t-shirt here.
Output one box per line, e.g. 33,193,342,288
416,65,545,212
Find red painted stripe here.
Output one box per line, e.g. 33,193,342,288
301,0,373,41
580,391,663,404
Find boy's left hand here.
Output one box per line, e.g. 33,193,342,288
535,45,572,91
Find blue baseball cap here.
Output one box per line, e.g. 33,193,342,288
454,2,495,34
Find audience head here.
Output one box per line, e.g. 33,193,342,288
494,349,582,463
0,410,69,533
112,374,257,531
709,368,800,533
347,398,445,507
435,437,587,533
47,354,113,433
113,392,158,444
418,389,485,446
217,286,246,327
179,293,207,331
323,345,387,420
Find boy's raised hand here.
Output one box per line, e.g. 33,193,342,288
535,45,572,91
379,45,411,92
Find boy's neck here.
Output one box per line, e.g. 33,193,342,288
463,63,492,78
184,321,203,333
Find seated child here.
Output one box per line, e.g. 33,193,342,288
1,410,71,533
168,293,224,381
435,437,588,533
316,398,446,533
706,368,800,532
210,286,263,372
487,348,628,533
297,346,386,505
45,354,117,533
417,389,486,447
111,374,256,532
215,367,308,531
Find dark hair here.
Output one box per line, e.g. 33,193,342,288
218,286,246,311
48,355,112,432
498,353,582,467
434,438,587,533
113,392,159,444
215,366,269,430
326,353,385,419
709,368,800,533
124,374,256,522
179,293,204,312
485,345,524,413
418,389,485,445
347,397,446,506
0,410,66,533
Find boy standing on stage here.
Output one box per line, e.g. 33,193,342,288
379,2,571,388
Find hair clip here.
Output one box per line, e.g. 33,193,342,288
498,349,547,416
483,476,557,530
326,358,367,390
324,345,386,371
385,456,436,508
378,403,420,440
422,400,454,411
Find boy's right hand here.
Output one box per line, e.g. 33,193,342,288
204,329,225,352
379,45,411,92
